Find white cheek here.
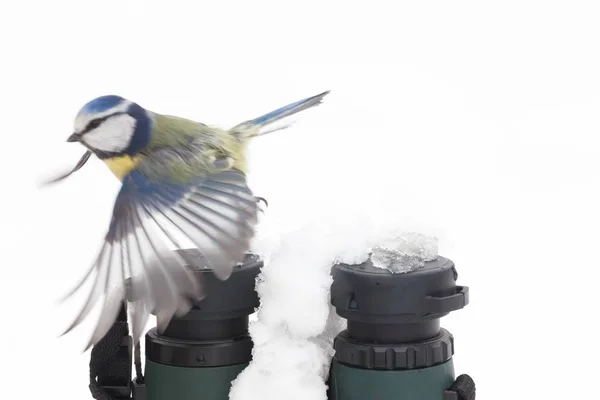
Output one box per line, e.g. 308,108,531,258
83,114,137,153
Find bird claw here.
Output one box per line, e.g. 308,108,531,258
255,196,268,207
255,196,268,213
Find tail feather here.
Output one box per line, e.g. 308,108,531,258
231,90,330,137
250,90,330,127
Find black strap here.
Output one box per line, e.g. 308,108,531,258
444,374,476,400
89,303,145,400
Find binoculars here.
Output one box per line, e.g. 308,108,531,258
92,249,475,400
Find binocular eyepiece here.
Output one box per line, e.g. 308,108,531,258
144,250,262,400
328,256,473,400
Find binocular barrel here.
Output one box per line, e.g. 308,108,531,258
144,250,262,400
142,252,472,400
328,256,469,400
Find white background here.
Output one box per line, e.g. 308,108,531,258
1,1,599,399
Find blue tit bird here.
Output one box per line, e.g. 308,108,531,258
56,90,330,350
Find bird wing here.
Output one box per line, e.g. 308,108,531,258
60,149,259,350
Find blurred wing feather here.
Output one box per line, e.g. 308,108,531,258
60,163,258,350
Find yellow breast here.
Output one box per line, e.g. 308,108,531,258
103,155,144,181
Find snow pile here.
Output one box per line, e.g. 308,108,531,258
370,232,438,273
229,206,438,400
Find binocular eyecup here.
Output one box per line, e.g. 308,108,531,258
143,250,262,400
328,256,472,400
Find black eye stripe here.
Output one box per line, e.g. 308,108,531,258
82,111,128,134
86,118,102,130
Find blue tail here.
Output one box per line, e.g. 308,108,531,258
249,90,330,127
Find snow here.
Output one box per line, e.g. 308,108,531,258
228,185,443,399
370,232,438,273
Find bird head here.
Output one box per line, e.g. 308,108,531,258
67,95,152,159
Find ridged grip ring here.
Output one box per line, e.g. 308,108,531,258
333,328,454,370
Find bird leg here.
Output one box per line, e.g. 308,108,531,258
40,150,93,186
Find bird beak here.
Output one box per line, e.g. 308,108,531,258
67,132,81,142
